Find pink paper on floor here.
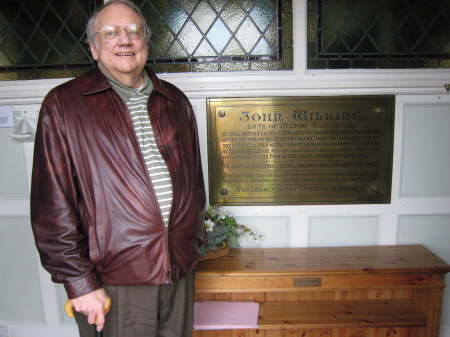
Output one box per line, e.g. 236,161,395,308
194,301,260,330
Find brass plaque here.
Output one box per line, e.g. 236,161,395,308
294,278,322,287
207,96,394,205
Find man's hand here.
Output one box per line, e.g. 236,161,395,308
70,288,110,331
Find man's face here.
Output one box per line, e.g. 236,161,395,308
90,3,148,86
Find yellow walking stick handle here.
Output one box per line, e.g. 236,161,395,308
64,297,112,324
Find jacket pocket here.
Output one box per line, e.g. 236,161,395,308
88,221,101,267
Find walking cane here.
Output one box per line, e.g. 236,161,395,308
64,297,112,337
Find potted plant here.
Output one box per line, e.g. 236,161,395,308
200,204,264,260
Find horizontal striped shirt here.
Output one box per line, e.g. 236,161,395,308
127,90,173,226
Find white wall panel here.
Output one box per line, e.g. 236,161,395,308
234,216,289,248
309,216,379,247
0,127,28,199
0,217,44,324
400,103,450,197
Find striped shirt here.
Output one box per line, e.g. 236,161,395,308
126,90,173,226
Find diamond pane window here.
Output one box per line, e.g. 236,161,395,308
307,0,450,69
0,0,293,80
0,0,103,80
140,0,293,72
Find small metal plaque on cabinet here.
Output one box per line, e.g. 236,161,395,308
294,278,322,287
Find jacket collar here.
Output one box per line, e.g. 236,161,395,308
82,67,174,101
146,68,173,101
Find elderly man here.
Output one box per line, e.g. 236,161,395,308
30,1,206,336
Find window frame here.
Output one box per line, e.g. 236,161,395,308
0,0,448,100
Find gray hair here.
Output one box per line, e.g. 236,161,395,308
86,0,151,47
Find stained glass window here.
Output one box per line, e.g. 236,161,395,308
0,0,293,80
307,0,450,69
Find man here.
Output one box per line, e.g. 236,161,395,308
30,1,206,336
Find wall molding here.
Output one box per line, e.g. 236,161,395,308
1,69,450,105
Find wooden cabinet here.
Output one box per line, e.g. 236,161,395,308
193,245,450,337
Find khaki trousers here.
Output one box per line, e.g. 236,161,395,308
74,269,196,337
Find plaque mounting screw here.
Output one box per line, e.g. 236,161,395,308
373,187,382,194
218,110,226,118
376,108,385,115
220,188,228,196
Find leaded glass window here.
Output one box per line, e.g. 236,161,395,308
0,0,293,80
0,0,103,80
140,0,293,72
307,0,450,69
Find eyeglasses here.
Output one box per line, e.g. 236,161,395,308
95,24,147,42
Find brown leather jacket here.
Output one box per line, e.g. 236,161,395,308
30,68,206,299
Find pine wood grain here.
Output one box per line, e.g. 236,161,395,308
258,300,426,328
193,245,450,337
196,245,450,275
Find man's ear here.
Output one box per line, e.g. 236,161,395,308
89,43,99,61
